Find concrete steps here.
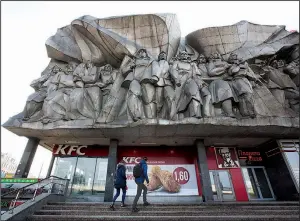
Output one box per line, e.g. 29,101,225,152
27,202,300,221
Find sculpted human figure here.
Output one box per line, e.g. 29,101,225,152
42,63,77,122
151,51,175,119
97,64,117,105
70,60,104,120
227,53,256,118
23,66,59,121
121,49,156,121
207,53,236,117
170,51,203,120
195,54,213,117
264,59,299,111
196,54,209,78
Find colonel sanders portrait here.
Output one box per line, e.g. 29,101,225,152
216,147,240,168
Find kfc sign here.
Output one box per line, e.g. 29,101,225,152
52,144,109,157
54,145,87,156
122,157,141,164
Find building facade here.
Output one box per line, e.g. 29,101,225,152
3,14,299,202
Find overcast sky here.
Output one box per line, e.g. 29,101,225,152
1,1,299,177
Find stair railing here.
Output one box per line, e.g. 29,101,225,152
1,176,69,215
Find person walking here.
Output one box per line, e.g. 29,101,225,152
132,156,150,212
109,160,127,210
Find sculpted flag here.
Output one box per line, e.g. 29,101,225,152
186,20,299,61
46,14,181,67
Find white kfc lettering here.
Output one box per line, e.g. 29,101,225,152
54,145,87,155
122,157,141,164
76,146,87,155
54,145,69,155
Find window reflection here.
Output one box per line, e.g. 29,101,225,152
51,157,108,195
71,158,97,195
284,151,299,186
51,157,77,194
280,140,300,189
93,158,108,194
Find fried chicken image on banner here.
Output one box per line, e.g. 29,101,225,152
149,165,181,193
146,172,163,191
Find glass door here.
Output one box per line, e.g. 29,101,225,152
71,157,97,195
51,157,77,195
209,170,236,201
241,167,275,200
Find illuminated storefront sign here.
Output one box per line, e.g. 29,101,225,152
237,150,262,161
52,144,109,157
236,148,263,166
54,145,88,155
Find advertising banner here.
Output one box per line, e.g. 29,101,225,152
214,147,240,168
115,157,199,196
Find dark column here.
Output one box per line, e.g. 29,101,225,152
46,154,55,177
14,138,40,178
104,139,118,202
196,139,213,202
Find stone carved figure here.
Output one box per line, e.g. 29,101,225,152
70,61,103,120
23,66,59,121
151,51,175,119
98,64,117,105
121,49,156,121
196,54,209,78
42,64,77,122
227,53,256,118
263,58,299,112
170,51,203,120
195,54,214,117
207,53,236,117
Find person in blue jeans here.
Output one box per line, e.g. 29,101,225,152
110,160,127,209
132,157,150,212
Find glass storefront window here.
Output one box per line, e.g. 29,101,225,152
51,157,77,194
71,158,97,195
279,140,299,192
51,156,108,195
93,158,108,194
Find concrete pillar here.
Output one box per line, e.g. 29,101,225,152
14,138,40,178
196,139,213,202
46,154,55,177
104,139,118,202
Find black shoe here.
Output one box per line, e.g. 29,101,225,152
143,202,150,206
120,203,126,207
132,207,140,213
109,204,115,210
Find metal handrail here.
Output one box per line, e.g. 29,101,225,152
1,175,67,197
1,176,69,215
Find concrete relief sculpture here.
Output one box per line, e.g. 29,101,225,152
170,51,203,120
3,14,299,130
151,51,175,119
121,49,156,122
207,53,236,117
227,53,257,118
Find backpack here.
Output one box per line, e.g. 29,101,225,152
133,163,143,178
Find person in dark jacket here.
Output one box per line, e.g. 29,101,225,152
132,157,150,212
110,160,127,209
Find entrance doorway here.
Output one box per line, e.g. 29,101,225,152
209,170,236,201
241,167,275,200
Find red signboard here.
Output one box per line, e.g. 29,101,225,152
206,147,248,202
52,144,109,157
